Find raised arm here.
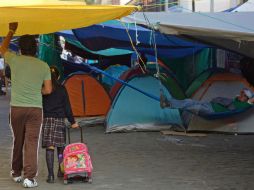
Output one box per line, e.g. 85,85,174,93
0,23,18,56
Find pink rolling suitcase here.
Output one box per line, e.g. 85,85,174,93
63,127,93,184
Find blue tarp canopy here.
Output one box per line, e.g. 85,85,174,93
61,20,208,59
57,30,134,57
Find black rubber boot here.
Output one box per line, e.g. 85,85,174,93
46,149,55,183
57,147,64,177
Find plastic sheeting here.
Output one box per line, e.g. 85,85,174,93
56,33,134,56
0,0,137,36
124,12,254,58
124,12,254,41
73,20,207,58
232,0,254,12
38,34,64,81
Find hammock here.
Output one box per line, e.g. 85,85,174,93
160,92,253,120
198,106,253,120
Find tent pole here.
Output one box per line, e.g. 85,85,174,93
192,0,195,12
210,0,214,12
164,0,168,12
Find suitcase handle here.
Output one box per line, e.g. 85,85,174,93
67,126,84,144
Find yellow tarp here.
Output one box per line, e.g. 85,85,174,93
0,0,138,36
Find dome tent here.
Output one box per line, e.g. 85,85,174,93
106,75,183,133
63,73,111,117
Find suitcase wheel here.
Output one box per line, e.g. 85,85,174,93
88,177,92,184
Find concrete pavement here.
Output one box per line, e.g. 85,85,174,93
1,94,254,190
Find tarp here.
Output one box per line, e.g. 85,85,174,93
0,0,137,36
62,41,132,69
125,12,254,41
72,20,207,58
124,12,254,58
106,75,182,132
38,34,64,81
232,0,254,12
57,30,134,57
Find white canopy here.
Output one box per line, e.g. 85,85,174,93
123,11,254,58
124,12,254,41
233,0,254,12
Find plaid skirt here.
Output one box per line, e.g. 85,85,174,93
42,117,66,148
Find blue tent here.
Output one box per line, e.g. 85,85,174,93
72,20,208,59
106,75,182,132
102,65,129,87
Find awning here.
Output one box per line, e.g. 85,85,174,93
123,12,254,58
0,0,138,36
71,20,207,58
232,0,254,12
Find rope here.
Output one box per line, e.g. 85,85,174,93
120,21,147,73
134,14,140,46
142,12,166,101
142,12,160,77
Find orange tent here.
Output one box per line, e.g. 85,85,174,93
64,73,111,117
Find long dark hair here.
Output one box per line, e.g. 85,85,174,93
50,66,61,91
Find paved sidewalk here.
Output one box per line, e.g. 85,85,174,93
1,94,254,190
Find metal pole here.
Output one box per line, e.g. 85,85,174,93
164,0,168,12
192,0,195,12
210,0,214,12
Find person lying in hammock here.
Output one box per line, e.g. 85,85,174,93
160,88,254,116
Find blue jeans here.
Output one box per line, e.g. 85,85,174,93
169,98,214,115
